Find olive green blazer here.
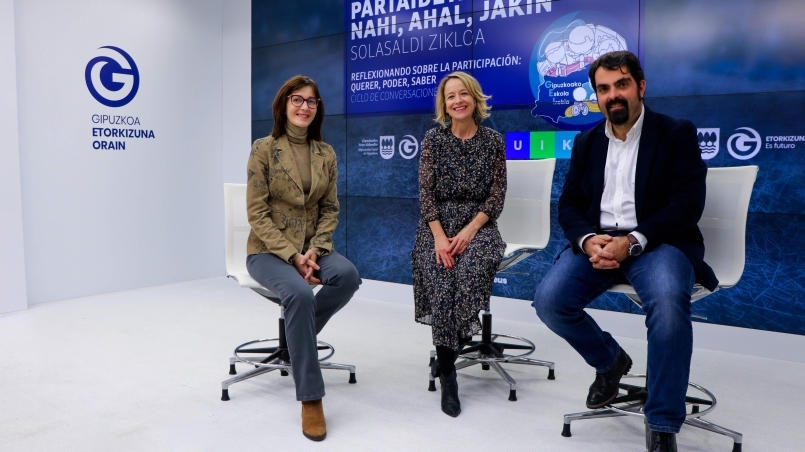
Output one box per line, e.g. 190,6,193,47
246,134,339,263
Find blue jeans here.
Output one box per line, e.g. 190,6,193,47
533,244,695,433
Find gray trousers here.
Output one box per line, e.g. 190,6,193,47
246,251,361,401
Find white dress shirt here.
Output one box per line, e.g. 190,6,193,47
579,106,648,252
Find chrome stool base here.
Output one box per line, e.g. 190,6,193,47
221,303,357,402
428,312,555,401
222,337,356,401
561,374,742,452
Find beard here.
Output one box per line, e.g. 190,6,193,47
606,97,630,125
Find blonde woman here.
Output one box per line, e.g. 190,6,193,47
411,71,506,417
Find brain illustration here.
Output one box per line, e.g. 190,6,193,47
537,21,628,78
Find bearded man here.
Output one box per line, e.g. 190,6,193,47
533,51,717,452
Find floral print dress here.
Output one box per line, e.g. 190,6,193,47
412,125,507,350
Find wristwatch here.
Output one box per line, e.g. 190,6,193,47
627,233,643,257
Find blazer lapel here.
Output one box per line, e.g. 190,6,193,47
635,108,659,220
590,126,609,226
274,135,304,194
308,141,325,201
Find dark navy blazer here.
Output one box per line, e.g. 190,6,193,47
558,107,718,291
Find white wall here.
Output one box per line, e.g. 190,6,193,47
222,0,252,184
0,0,27,313
15,0,226,304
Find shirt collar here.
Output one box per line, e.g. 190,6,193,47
605,104,645,144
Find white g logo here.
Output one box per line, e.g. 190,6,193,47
727,127,761,160
399,135,419,159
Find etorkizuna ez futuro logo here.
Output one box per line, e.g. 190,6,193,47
85,46,140,107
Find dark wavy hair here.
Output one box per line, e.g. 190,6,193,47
270,75,325,141
587,51,645,91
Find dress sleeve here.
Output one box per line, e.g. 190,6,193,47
418,131,439,222
480,131,507,221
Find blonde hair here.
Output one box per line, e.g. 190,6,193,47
434,71,491,128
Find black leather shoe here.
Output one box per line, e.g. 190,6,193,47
649,431,677,452
586,348,632,408
439,368,461,417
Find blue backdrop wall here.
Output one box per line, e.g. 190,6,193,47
252,0,805,335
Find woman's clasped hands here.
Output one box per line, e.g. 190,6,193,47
435,224,479,269
293,250,322,284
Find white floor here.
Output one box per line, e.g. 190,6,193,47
1,277,803,452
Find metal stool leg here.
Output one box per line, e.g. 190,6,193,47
221,364,286,401
684,417,743,452
455,358,481,371
562,402,644,437
507,356,556,380
488,361,518,401
320,361,357,384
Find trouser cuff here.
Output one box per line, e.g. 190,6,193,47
648,423,681,434
597,345,622,373
297,391,325,402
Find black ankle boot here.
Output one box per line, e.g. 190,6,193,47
430,358,441,378
439,368,461,417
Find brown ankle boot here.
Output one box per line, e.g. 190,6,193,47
301,399,327,441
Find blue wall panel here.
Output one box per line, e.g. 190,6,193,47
345,196,420,285
253,0,345,48
252,35,345,120
322,114,348,197
645,92,805,215
644,0,805,98
333,195,347,256
345,112,435,198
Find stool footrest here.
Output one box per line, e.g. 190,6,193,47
561,373,742,448
427,312,556,401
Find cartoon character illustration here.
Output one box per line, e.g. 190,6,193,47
563,87,602,118
539,41,568,77
592,25,627,58
532,17,628,124
567,25,596,71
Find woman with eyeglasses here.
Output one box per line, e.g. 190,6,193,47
411,71,506,417
245,75,360,442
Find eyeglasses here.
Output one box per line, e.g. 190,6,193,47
288,95,320,109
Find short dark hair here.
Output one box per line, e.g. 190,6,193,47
270,75,325,141
587,51,645,90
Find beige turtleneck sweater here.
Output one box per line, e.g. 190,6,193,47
286,123,312,195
